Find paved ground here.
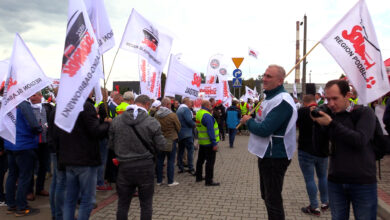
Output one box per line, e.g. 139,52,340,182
1,134,388,219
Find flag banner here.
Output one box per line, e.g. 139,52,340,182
0,34,51,143
318,86,324,96
165,54,201,99
120,9,173,72
206,54,223,84
385,58,390,75
244,86,256,101
138,57,161,99
216,74,231,107
248,47,259,59
55,0,102,133
84,0,115,54
293,83,298,99
320,0,390,104
200,84,218,99
94,81,103,104
0,59,9,91
253,86,259,98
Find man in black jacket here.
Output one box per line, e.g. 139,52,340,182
297,94,329,216
53,93,111,220
213,100,226,141
313,80,377,219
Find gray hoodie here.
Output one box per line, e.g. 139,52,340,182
109,108,166,163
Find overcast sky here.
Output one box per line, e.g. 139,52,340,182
0,0,389,90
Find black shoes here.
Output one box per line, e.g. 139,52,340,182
301,205,320,216
187,169,196,175
205,182,220,186
178,169,184,174
196,177,205,182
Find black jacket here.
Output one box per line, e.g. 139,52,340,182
54,98,110,167
297,106,329,157
321,106,376,184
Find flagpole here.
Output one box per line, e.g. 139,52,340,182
103,47,120,89
101,54,109,118
235,41,320,129
286,41,320,77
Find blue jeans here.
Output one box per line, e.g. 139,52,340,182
6,149,36,210
228,128,237,148
157,141,177,184
177,137,194,171
63,166,98,220
49,153,66,220
328,181,377,220
97,138,108,186
298,150,328,208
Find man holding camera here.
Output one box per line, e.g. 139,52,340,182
241,64,297,220
312,79,377,219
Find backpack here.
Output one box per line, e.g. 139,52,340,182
352,106,390,178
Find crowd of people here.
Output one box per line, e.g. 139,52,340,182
0,64,389,220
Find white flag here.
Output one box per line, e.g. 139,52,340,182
244,86,256,100
320,0,390,104
199,84,218,99
55,0,102,133
0,34,51,143
84,0,114,54
165,54,201,99
120,9,173,72
248,47,259,59
0,59,9,91
138,57,161,99
217,74,232,108
206,54,223,84
318,86,324,96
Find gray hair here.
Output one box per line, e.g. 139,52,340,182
182,97,190,105
123,91,135,101
161,97,171,106
135,95,151,105
268,64,286,79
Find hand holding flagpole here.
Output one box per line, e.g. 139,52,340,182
235,41,320,130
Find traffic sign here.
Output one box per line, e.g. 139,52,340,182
233,69,242,78
232,57,244,68
232,78,242,88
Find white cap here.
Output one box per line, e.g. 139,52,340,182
240,99,244,102
151,100,161,108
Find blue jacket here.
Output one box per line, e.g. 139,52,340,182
176,105,195,140
246,85,292,158
200,107,218,147
226,105,241,129
4,101,42,151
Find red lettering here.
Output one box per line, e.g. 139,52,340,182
141,60,146,82
342,25,376,70
7,77,17,91
141,39,157,51
150,72,156,92
191,73,201,88
62,31,94,77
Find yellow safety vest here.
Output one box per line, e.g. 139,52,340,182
196,109,220,145
116,102,129,115
240,102,248,115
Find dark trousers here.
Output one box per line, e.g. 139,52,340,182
0,152,8,202
6,149,36,210
29,143,50,194
258,158,291,220
116,160,155,220
195,146,216,184
218,121,225,140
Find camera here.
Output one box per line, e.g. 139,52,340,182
311,105,327,118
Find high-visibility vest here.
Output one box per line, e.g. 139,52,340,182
116,102,129,115
349,98,358,105
255,104,260,114
240,102,248,115
196,109,220,145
